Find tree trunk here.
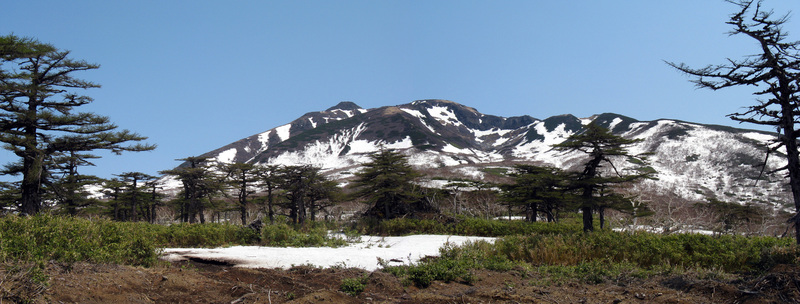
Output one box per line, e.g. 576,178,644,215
239,203,247,226
781,107,800,244
582,206,593,232
599,206,606,229
20,153,44,215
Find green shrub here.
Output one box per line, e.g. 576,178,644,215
494,230,795,273
158,222,259,247
0,214,159,267
354,216,581,237
340,275,368,296
260,223,346,247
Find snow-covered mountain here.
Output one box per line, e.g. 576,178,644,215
189,99,788,207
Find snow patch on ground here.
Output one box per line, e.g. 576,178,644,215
742,132,775,142
401,108,437,134
608,117,623,131
257,130,272,147
275,124,292,142
427,106,463,127
161,234,496,271
214,148,237,164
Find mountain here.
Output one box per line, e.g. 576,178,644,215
187,99,788,207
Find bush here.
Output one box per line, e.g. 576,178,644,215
354,216,581,237
494,231,796,272
157,222,259,248
340,275,368,296
261,223,346,247
0,214,159,267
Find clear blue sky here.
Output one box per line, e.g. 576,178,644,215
2,1,798,179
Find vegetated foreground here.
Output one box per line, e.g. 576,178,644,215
18,260,800,303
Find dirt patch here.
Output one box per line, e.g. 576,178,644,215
4,261,800,303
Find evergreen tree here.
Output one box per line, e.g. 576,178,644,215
553,122,653,232
351,149,425,219
100,177,126,221
220,162,259,225
667,0,800,242
255,164,281,224
277,165,335,224
161,156,219,223
501,165,572,222
47,151,102,215
116,172,154,222
0,35,155,215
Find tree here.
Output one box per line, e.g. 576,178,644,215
161,156,220,223
0,35,155,215
47,151,102,215
116,172,154,222
351,149,427,219
220,162,259,225
667,0,800,242
100,177,126,220
553,122,653,232
501,165,572,223
255,164,281,224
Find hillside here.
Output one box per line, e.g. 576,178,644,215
185,99,787,210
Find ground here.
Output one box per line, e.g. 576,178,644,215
4,260,800,303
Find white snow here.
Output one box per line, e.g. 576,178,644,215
608,117,623,131
401,108,438,134
215,148,238,164
161,234,495,271
257,130,272,147
427,106,463,127
742,132,775,142
275,124,292,142
308,117,317,128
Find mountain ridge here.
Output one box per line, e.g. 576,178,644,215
186,99,786,207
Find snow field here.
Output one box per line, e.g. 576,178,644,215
161,234,496,271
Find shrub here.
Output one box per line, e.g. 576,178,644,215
260,223,346,247
0,214,159,267
340,275,368,296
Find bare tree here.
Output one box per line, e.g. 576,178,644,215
667,0,800,242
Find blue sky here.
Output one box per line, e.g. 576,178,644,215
2,1,798,179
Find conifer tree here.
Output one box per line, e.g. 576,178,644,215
351,149,424,219
161,156,219,223
255,164,281,224
0,35,155,215
501,165,572,222
553,122,653,232
116,172,154,222
220,162,259,225
47,150,102,215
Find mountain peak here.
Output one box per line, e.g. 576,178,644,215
327,101,362,111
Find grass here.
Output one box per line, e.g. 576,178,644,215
371,217,800,287
1,213,799,292
353,215,582,237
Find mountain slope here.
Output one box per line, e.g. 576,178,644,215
190,99,787,207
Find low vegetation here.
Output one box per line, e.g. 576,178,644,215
1,214,798,293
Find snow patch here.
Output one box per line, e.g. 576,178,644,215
275,124,292,142
162,234,495,271
608,117,623,131
215,148,237,164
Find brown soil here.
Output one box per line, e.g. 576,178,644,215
4,260,800,303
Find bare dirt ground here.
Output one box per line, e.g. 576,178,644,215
4,260,800,303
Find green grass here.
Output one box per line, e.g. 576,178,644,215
374,218,800,287
354,216,582,237
0,214,161,267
